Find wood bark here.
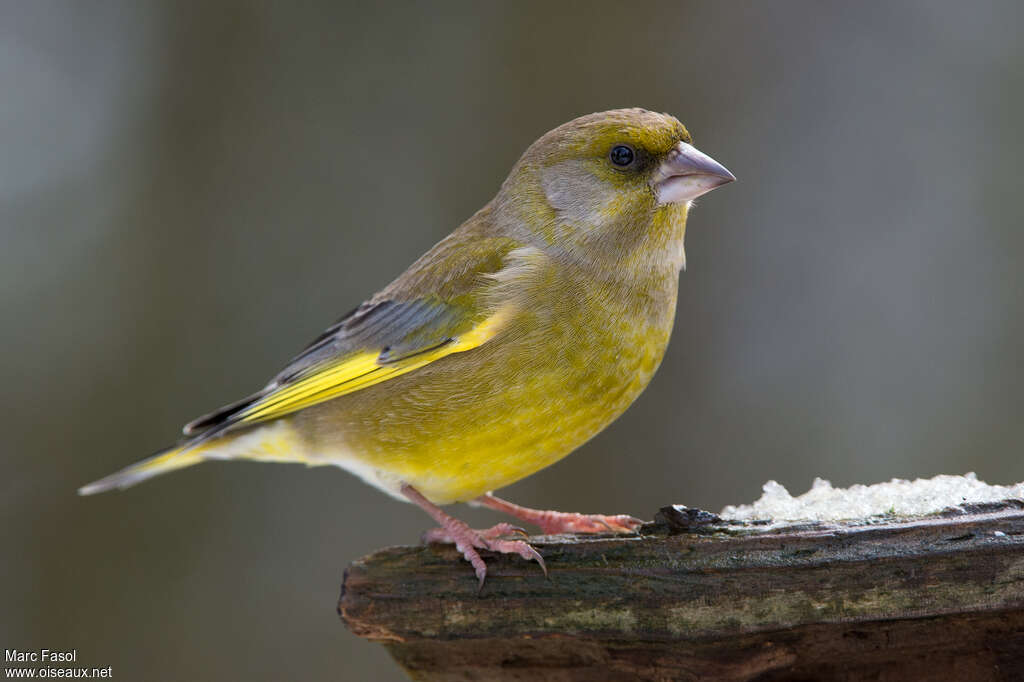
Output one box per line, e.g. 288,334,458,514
339,502,1024,681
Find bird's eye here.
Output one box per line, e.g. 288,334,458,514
609,145,635,167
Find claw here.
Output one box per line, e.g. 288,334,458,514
503,524,530,539
482,522,529,539
523,544,548,578
484,536,547,577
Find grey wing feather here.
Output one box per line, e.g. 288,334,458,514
181,297,467,436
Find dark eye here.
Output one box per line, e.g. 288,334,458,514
609,145,635,167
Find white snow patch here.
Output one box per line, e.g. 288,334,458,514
721,473,1024,523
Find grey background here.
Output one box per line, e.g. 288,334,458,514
3,2,1022,680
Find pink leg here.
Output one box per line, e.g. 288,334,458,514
401,485,546,590
474,493,643,535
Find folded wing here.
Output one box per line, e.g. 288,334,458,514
182,233,527,438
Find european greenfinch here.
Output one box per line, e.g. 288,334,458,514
80,108,734,585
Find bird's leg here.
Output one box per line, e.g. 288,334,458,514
473,492,644,535
401,484,546,589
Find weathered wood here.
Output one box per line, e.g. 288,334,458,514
339,503,1024,681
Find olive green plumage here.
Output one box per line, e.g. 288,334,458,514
79,108,734,506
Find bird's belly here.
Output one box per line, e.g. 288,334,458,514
297,297,675,504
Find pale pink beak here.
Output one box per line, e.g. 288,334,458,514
653,141,735,205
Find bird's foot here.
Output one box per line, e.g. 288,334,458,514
422,521,527,544
401,484,545,589
474,493,643,535
423,518,546,590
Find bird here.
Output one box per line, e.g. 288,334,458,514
79,108,734,587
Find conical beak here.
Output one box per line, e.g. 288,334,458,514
653,141,735,205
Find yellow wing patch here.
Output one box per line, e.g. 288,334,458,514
238,307,513,425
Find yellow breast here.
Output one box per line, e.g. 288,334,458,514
296,260,679,504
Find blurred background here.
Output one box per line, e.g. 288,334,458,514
3,1,1022,679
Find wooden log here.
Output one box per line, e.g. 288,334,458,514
339,502,1024,681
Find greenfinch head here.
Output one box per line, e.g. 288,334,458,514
498,108,734,267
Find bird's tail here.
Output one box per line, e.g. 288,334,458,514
78,443,207,496
78,420,307,495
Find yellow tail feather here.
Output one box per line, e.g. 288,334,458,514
78,445,205,495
